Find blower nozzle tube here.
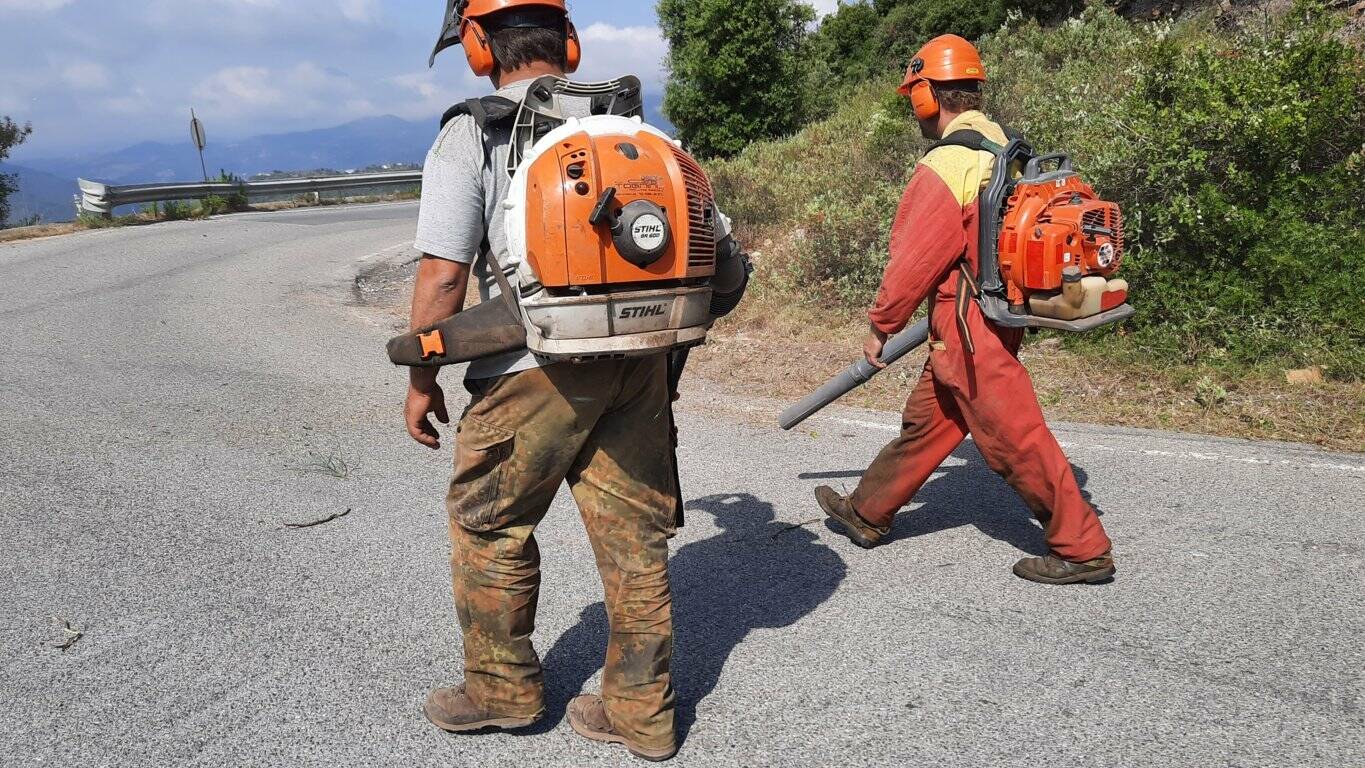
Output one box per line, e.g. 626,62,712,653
778,319,931,431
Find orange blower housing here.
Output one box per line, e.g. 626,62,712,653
522,128,717,289
962,137,1135,332
997,175,1126,311
505,113,725,360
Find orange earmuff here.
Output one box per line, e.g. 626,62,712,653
461,17,496,77
909,80,939,122
565,20,581,73
463,16,580,77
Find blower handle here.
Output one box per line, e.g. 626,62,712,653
1025,153,1073,178
778,319,931,431
589,187,620,230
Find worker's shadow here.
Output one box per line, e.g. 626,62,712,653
533,493,847,744
802,443,1102,556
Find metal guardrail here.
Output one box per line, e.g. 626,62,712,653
76,171,423,216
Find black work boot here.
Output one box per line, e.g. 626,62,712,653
815,486,890,549
568,694,677,762
1012,552,1116,585
423,683,541,733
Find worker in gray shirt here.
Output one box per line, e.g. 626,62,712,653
403,0,730,761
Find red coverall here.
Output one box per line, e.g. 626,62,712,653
848,112,1111,562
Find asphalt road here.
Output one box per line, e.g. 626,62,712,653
2,203,1361,768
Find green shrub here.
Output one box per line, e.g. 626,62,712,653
215,170,250,211
709,2,1365,379
160,200,192,221
1112,5,1364,376
709,77,920,307
659,0,815,158
986,2,1364,376
805,0,1082,101
201,195,229,216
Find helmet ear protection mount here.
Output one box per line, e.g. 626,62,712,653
456,12,581,78
460,16,497,76
908,76,939,122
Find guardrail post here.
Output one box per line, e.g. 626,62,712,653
77,179,114,219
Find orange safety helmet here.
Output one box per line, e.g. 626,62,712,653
429,0,581,76
898,34,986,122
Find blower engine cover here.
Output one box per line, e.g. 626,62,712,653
505,115,722,360
996,171,1129,321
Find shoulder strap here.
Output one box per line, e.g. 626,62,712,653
478,235,523,318
927,125,1027,155
440,96,521,130
929,129,989,154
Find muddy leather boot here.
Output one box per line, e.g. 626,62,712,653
815,486,890,549
567,694,677,762
423,683,541,733
1013,552,1116,585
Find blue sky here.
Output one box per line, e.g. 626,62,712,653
0,1,836,159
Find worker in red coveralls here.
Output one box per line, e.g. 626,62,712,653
814,35,1116,585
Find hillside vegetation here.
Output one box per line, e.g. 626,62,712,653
703,2,1364,382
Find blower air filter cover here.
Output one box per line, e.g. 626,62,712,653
616,200,671,267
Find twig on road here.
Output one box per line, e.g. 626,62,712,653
772,517,825,538
50,617,83,652
283,508,352,530
291,449,357,480
722,517,827,545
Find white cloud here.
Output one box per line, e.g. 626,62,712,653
337,0,377,23
0,6,679,157
101,88,154,116
805,0,841,16
61,61,111,91
389,69,480,120
134,0,385,44
194,67,285,111
190,62,362,127
575,23,667,90
0,0,75,11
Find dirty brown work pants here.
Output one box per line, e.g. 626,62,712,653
446,356,676,752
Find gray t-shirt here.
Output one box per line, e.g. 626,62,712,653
413,79,593,380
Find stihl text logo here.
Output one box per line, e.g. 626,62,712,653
631,214,667,251
619,304,667,320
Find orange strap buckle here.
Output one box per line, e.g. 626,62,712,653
419,330,446,360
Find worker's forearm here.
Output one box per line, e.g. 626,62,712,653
409,255,471,388
410,265,467,330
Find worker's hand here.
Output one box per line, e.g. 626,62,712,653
864,328,889,370
405,375,449,450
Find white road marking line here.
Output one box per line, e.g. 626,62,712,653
358,241,413,262
823,418,899,433
1059,442,1365,474
816,415,1364,475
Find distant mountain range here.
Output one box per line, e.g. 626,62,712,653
5,104,672,225
1,163,79,224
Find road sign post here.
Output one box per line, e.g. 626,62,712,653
190,110,208,183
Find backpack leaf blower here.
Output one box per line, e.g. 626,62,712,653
779,134,1134,430
387,77,748,369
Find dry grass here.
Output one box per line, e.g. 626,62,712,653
694,291,1363,453
0,221,90,243
251,190,421,212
